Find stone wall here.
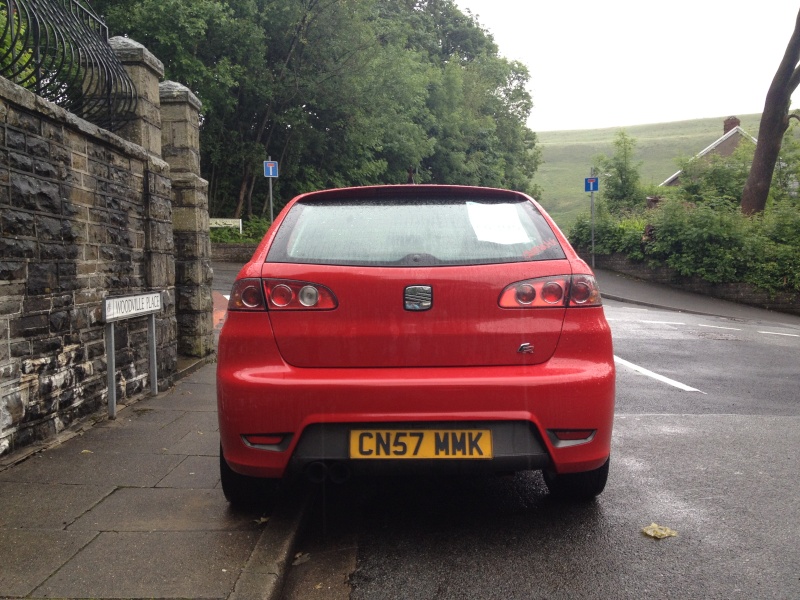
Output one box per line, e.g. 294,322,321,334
587,252,800,316
211,243,258,264
0,39,212,459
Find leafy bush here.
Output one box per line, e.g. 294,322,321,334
568,201,647,260
210,216,271,243
569,126,800,296
567,198,800,295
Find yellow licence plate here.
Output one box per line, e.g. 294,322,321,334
349,429,493,460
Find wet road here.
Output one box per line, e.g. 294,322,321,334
281,300,800,599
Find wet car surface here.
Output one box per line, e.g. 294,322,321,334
217,185,615,506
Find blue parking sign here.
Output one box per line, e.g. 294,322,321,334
264,161,279,178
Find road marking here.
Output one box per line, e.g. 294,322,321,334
224,295,230,300
614,356,706,393
758,331,799,337
699,324,741,331
641,320,685,325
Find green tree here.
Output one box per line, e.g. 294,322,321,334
673,142,755,205
593,131,644,214
93,0,540,215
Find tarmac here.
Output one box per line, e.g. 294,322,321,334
1,264,799,600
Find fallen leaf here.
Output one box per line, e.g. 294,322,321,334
315,583,323,590
254,516,270,525
80,450,93,454
292,552,311,566
642,523,677,539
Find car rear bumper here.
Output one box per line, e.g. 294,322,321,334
217,309,615,479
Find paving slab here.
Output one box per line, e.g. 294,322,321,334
68,487,265,532
0,529,97,597
0,481,113,529
166,428,220,456
0,444,184,487
156,455,220,488
34,530,260,599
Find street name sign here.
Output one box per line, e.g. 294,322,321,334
102,292,163,418
103,292,162,323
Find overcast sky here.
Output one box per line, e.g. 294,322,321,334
455,1,800,132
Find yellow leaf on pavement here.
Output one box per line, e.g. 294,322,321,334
642,523,677,539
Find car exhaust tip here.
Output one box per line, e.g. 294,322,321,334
328,461,351,484
305,461,328,484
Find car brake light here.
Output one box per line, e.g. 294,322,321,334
263,279,337,310
228,278,266,311
498,275,602,308
568,274,601,306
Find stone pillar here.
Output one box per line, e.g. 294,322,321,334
159,81,213,358
109,38,177,383
108,37,164,156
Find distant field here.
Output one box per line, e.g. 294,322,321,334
533,114,763,232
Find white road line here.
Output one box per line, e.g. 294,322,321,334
614,356,706,394
758,331,799,337
699,324,741,331
223,295,230,300
641,320,685,325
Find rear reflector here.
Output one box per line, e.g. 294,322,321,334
552,429,595,441
547,429,597,448
244,434,284,446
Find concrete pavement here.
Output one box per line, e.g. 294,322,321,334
0,361,311,600
1,262,797,600
594,267,800,327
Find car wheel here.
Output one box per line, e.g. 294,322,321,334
219,446,280,509
543,458,609,501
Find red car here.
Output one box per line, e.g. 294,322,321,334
217,185,615,505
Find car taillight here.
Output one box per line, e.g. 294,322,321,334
568,274,602,306
263,279,338,310
228,278,266,311
499,274,602,308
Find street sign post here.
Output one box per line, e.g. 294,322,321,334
263,159,279,222
585,172,599,268
102,292,163,418
263,161,279,178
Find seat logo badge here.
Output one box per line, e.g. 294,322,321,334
404,285,432,311
517,343,534,354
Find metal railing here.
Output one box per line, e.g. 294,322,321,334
0,0,137,131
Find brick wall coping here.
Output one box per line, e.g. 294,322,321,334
159,81,202,111
108,37,165,78
0,75,169,172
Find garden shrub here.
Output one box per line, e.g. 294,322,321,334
567,197,800,296
210,216,271,243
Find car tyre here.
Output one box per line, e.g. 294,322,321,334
543,458,609,501
219,446,280,509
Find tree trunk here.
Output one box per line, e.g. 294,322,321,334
741,8,800,214
232,165,251,219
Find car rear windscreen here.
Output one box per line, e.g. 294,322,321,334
266,196,566,266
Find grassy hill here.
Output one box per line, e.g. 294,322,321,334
533,114,763,232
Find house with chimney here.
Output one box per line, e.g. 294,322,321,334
659,116,757,187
